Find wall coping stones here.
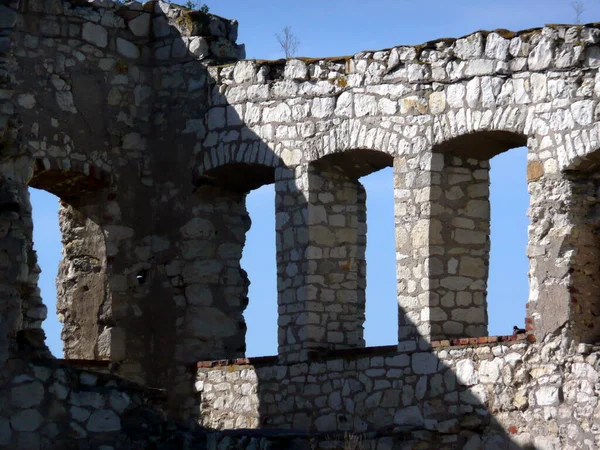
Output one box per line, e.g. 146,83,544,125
195,333,531,368
212,22,600,70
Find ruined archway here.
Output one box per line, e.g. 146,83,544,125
395,130,529,344
4,0,600,445
274,149,394,360
27,158,113,360
188,162,276,360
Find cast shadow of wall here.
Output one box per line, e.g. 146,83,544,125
187,60,538,449
9,1,557,447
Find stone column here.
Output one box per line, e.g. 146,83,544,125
0,0,42,367
431,153,490,340
276,164,366,362
56,201,108,360
567,172,600,343
395,155,436,348
395,152,490,348
527,167,600,344
178,186,249,363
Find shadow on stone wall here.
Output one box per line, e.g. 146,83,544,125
7,1,600,448
187,87,537,449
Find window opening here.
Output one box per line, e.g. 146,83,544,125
32,188,63,357
360,167,397,346
242,184,277,357
487,146,529,336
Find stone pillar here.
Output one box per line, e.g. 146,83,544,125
276,164,366,362
527,168,600,344
395,152,490,347
567,172,600,344
431,153,490,339
0,0,43,366
178,186,249,363
395,155,435,348
57,202,108,360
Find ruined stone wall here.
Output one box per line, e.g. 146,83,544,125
0,0,38,370
8,0,245,391
0,358,203,448
1,329,598,449
194,330,600,449
2,1,600,447
10,0,600,377
197,25,600,356
56,201,109,360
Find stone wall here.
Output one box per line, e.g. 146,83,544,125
0,358,204,448
1,329,598,449
194,330,600,449
8,0,245,391
195,25,600,356
56,201,109,360
9,0,600,376
2,1,600,447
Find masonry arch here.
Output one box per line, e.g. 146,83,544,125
275,149,395,361
397,128,530,344
305,119,403,164
26,158,114,360
185,162,276,360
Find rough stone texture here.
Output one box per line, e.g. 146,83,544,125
7,0,245,391
1,0,600,447
0,358,212,448
276,157,371,361
192,27,600,354
193,332,600,449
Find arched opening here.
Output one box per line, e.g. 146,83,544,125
360,167,397,346
487,147,529,336
412,130,529,341
193,163,276,358
27,160,112,361
242,184,277,357
276,149,395,357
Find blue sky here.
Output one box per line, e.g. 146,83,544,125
35,0,599,357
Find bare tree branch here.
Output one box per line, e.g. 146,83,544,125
276,26,300,59
571,1,585,24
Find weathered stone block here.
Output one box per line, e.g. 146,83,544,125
86,410,121,432
10,409,42,432
11,381,44,408
82,23,108,48
456,360,478,386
